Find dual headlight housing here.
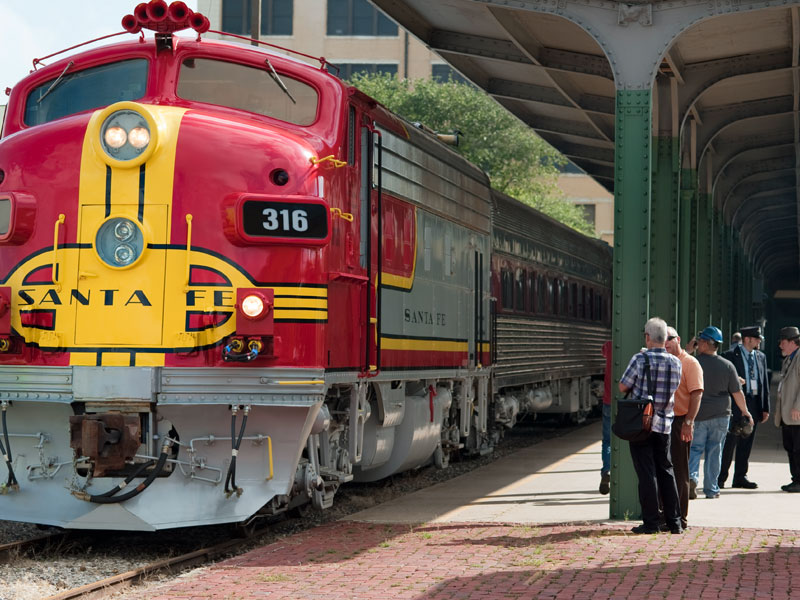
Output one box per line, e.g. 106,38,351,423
92,102,158,168
91,103,155,268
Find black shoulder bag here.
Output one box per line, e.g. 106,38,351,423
612,353,655,443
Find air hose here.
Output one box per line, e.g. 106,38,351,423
73,439,173,504
224,405,250,497
0,402,19,492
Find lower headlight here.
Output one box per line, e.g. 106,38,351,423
96,218,144,268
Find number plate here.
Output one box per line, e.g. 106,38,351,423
241,200,329,240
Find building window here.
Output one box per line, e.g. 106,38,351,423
580,203,596,227
431,64,468,85
327,0,398,36
330,63,398,79
222,0,293,36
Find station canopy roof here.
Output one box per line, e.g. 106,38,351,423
372,0,800,289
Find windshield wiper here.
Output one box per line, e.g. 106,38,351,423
37,61,74,104
264,59,296,105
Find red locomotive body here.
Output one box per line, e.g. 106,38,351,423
0,2,604,530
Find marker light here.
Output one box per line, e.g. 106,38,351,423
241,294,265,318
96,217,145,268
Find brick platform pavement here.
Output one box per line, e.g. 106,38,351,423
122,520,800,600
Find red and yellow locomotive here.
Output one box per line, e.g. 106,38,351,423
0,1,608,530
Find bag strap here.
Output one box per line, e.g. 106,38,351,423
642,353,653,397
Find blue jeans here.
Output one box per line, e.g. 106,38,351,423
601,403,611,474
688,416,730,497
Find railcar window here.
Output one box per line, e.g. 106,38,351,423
177,59,318,126
537,274,545,313
501,268,513,310
528,273,535,314
514,269,524,311
24,59,148,127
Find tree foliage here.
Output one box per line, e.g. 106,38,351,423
348,73,594,236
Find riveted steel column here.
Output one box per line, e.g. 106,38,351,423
650,77,679,325
610,89,651,520
695,192,713,327
678,169,698,338
722,225,734,338
650,136,679,324
730,231,741,331
711,212,724,328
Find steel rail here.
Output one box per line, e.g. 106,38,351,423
0,532,68,562
42,528,268,600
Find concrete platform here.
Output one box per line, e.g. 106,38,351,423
120,419,800,600
349,418,799,530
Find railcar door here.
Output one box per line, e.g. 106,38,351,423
359,120,382,374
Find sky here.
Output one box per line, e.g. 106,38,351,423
0,0,202,95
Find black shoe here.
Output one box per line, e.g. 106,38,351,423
732,478,758,489
783,482,800,493
599,472,610,495
781,483,793,491
689,480,697,500
670,527,684,535
631,524,659,534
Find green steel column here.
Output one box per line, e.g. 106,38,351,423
695,193,713,327
720,223,732,338
650,136,679,323
709,212,720,327
718,224,733,342
730,232,741,331
678,169,698,338
610,89,651,520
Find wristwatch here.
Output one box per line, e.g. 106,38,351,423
684,419,694,425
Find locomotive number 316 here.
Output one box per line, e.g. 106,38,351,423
241,199,329,240
262,208,308,232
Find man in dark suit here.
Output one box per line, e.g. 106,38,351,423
719,325,770,489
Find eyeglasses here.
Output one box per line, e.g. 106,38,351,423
667,335,677,341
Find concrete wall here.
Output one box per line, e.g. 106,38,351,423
557,174,614,245
204,0,443,79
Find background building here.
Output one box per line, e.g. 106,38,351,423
202,0,613,243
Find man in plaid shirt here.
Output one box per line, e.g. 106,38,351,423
619,317,684,534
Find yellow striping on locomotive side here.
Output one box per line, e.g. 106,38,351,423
380,337,468,352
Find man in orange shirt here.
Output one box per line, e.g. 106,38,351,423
665,326,704,529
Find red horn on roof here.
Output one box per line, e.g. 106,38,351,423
190,13,210,33
167,1,193,24
145,0,169,22
122,14,142,33
133,3,150,23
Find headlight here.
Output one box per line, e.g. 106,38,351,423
96,217,145,268
104,126,128,149
99,110,151,161
241,294,266,318
128,126,150,149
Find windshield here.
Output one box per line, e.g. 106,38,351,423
24,59,148,127
177,58,318,126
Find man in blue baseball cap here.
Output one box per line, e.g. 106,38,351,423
687,326,752,500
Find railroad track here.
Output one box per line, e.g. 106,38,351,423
0,531,68,561
41,526,268,600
